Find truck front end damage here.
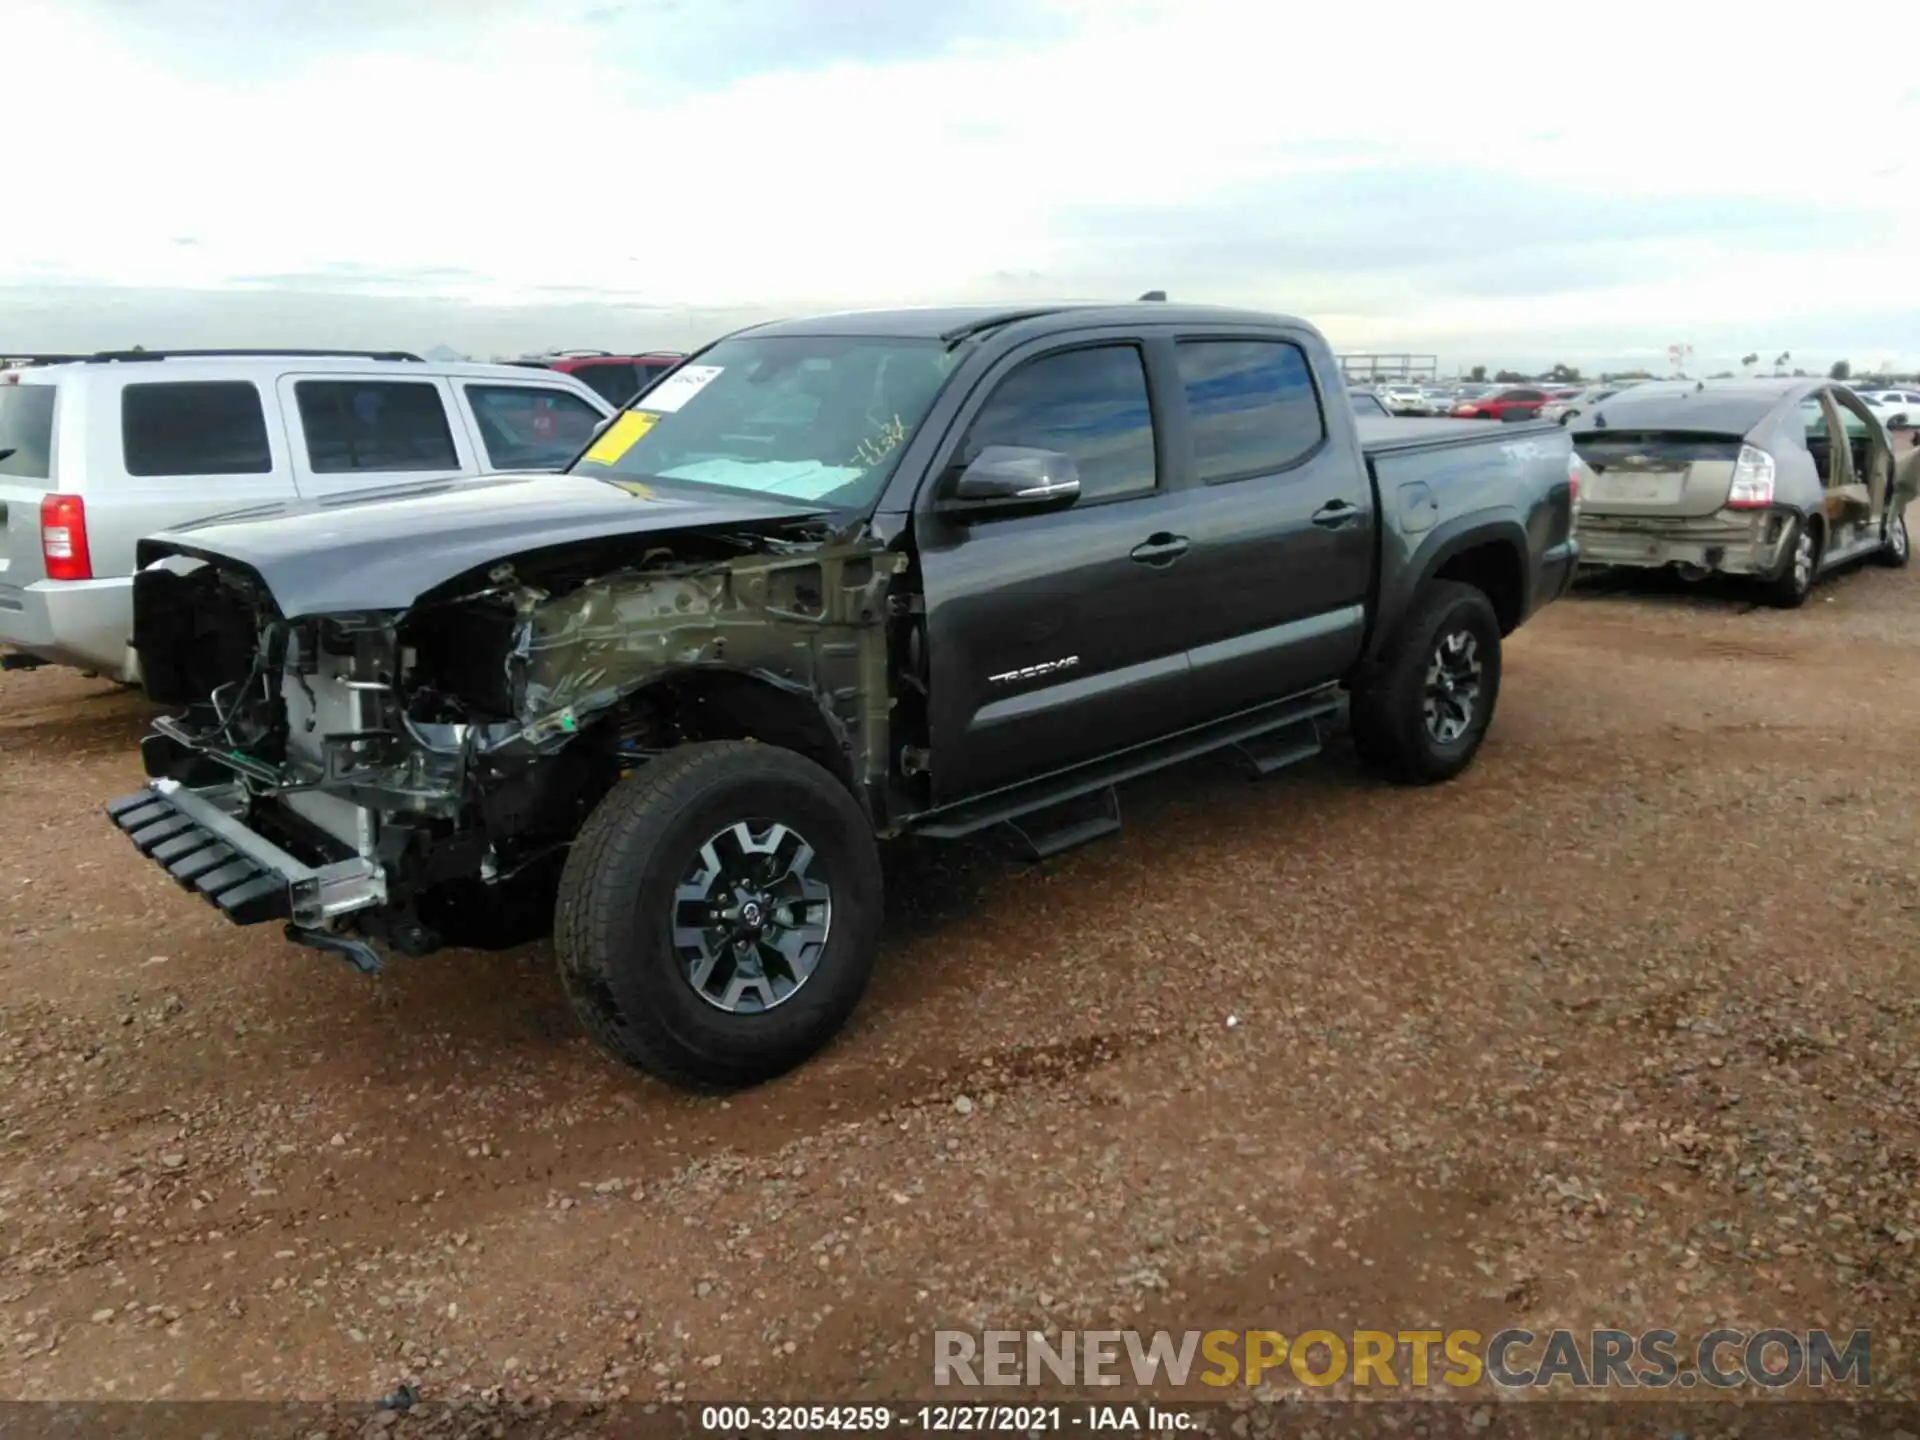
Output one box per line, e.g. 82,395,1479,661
109,526,901,970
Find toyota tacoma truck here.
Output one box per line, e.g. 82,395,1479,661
107,301,1582,1089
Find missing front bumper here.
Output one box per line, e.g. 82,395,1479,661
105,779,387,928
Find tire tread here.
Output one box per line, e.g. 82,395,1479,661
1348,580,1502,786
554,741,879,1090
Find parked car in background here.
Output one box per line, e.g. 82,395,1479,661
1569,378,1912,606
1453,385,1553,421
1855,388,1920,431
111,299,1580,1088
1378,385,1434,416
508,349,684,407
1349,388,1393,418
0,349,615,681
1541,383,1640,426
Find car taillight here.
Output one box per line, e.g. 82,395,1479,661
1725,445,1776,509
40,493,93,581
1567,452,1596,521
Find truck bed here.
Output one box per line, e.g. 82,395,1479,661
1355,415,1557,453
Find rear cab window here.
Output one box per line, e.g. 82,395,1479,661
1173,339,1325,482
0,380,57,479
293,380,458,473
122,381,272,476
960,345,1158,503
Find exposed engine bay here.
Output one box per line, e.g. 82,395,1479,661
127,519,907,961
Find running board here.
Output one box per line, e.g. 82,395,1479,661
1228,716,1327,778
995,787,1122,862
908,687,1342,842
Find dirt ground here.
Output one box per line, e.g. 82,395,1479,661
3,514,1919,1417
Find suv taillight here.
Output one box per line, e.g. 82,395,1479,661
1725,445,1776,510
40,493,93,581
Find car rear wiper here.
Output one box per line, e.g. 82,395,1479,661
0,448,15,463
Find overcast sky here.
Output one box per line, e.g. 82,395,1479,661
6,0,1918,374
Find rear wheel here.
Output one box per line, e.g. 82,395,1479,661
1760,519,1819,607
1877,506,1910,569
554,741,882,1090
1349,580,1503,785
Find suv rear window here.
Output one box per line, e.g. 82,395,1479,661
294,380,458,473
122,381,273,477
0,382,56,479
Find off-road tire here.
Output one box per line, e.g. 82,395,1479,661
1348,580,1503,785
1760,517,1819,608
1877,506,1910,569
554,741,882,1090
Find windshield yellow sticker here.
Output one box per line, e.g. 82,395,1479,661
583,410,658,466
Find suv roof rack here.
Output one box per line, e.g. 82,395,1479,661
2,353,90,367
84,348,424,364
1138,290,1167,301
545,348,614,358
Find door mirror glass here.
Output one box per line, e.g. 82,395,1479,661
939,445,1081,519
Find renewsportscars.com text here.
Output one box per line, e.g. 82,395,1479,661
933,1327,1872,1390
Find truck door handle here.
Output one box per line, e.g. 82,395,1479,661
1129,533,1190,566
1311,500,1360,528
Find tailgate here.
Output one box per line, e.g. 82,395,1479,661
1571,431,1743,518
0,377,59,588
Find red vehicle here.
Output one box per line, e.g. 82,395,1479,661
508,349,683,407
1451,385,1575,421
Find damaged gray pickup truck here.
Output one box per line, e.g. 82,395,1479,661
108,301,1581,1088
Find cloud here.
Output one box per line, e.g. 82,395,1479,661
7,0,1920,371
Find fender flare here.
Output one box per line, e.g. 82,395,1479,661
1365,511,1533,665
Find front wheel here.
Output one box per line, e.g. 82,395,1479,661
555,742,883,1089
1348,580,1504,785
1877,506,1910,569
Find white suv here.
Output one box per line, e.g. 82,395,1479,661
0,349,615,681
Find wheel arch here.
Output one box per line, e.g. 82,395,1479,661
1371,516,1531,664
612,666,867,809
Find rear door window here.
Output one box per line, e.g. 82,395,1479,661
573,362,641,406
464,384,606,470
122,381,272,476
294,380,458,473
0,382,56,478
1174,339,1326,482
633,359,675,395
961,344,1158,503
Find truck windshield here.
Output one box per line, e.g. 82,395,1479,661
569,335,956,509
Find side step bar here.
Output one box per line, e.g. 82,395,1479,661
996,787,1122,863
105,779,386,928
909,686,1341,845
107,784,298,924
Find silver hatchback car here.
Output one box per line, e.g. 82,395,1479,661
0,349,615,680
1570,378,1917,607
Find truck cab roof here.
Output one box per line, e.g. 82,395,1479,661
739,302,1310,344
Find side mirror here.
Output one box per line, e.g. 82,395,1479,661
938,446,1081,520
